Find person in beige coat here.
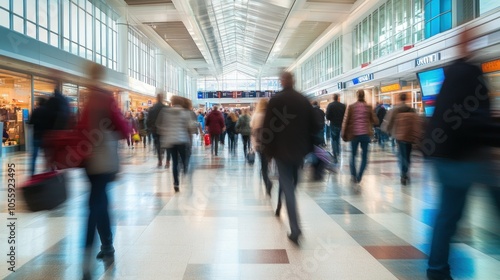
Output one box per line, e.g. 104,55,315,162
250,98,272,194
342,89,378,183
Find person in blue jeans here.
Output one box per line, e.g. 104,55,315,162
341,90,378,183
325,94,346,163
28,98,49,176
424,30,500,280
384,93,416,185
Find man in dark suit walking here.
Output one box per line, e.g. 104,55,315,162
325,94,346,163
262,71,321,244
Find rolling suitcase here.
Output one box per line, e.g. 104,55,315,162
21,171,67,212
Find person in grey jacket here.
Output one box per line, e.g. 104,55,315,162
236,107,252,155
156,96,194,192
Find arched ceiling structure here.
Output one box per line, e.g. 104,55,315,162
122,0,360,78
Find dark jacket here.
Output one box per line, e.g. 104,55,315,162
424,59,499,159
205,110,225,135
261,88,321,164
147,102,166,134
225,116,237,133
313,105,326,128
325,101,346,127
29,104,51,140
45,90,70,130
375,105,387,128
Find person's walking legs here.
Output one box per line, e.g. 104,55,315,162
276,160,301,242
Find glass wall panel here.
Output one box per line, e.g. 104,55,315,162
13,15,24,33
480,0,500,14
301,36,342,90
39,0,48,28
0,9,9,28
26,0,36,22
50,32,58,47
39,27,48,43
353,0,425,65
27,21,36,39
49,0,58,32
424,0,452,38
13,0,24,16
0,0,9,9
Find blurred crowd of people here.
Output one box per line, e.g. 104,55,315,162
24,30,500,280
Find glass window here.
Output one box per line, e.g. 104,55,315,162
71,3,78,42
95,22,101,53
49,0,58,32
480,0,500,14
79,8,85,47
86,13,92,50
441,0,451,12
39,0,48,28
430,0,440,18
27,0,36,22
13,0,24,16
101,23,107,56
440,11,452,31
27,21,36,39
63,38,70,51
70,41,78,55
79,45,85,58
50,32,58,47
0,0,10,9
63,1,69,38
0,9,9,28
39,27,48,43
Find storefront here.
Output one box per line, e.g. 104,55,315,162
128,92,155,114
377,81,423,114
482,58,500,118
0,69,31,153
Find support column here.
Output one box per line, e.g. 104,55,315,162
156,52,165,95
117,17,129,75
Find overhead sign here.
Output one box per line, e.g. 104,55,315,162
415,52,441,67
352,73,374,85
380,83,401,93
482,59,500,73
337,82,344,90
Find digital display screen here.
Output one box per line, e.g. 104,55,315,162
417,68,445,117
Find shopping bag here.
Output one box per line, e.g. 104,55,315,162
313,145,336,172
132,133,140,142
204,134,211,146
21,171,67,212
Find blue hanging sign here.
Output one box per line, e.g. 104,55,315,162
352,73,374,85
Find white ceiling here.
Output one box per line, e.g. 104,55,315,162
124,0,359,78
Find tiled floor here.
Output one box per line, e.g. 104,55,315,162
1,140,499,279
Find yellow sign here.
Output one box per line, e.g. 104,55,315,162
380,83,401,93
482,59,500,73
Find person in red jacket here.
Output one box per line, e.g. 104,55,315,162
205,105,225,156
80,63,131,280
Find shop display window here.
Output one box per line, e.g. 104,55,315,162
0,69,31,147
